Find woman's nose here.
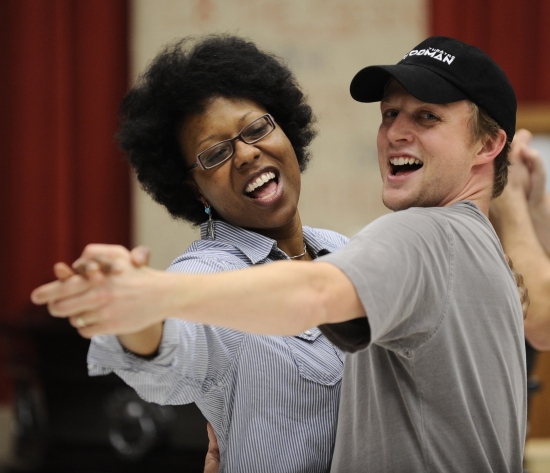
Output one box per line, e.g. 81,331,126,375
232,139,261,168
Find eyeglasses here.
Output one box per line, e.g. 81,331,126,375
187,114,276,171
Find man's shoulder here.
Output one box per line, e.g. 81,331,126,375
359,206,447,237
361,202,483,236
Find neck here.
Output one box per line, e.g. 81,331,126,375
249,211,311,260
445,163,494,217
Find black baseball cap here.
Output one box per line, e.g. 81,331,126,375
350,36,516,140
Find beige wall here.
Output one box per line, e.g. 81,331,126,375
130,0,428,269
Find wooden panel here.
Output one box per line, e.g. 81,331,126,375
517,103,550,134
529,351,550,437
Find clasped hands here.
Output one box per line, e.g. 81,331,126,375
30,244,169,338
492,129,547,213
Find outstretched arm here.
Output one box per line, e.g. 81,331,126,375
490,129,550,350
31,244,365,337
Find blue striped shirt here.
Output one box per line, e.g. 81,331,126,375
88,221,348,473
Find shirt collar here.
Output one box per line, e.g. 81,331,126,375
199,220,333,264
199,220,276,264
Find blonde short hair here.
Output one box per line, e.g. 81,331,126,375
468,102,511,198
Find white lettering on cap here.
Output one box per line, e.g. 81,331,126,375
443,54,455,65
403,47,455,65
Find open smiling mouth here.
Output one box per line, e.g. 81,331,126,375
390,157,423,176
244,171,280,200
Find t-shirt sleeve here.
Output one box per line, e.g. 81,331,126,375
318,209,452,353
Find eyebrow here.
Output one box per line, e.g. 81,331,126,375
196,110,257,149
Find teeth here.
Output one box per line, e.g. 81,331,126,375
245,171,276,193
390,157,422,166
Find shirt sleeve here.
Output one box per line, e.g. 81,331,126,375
318,209,452,353
87,254,248,405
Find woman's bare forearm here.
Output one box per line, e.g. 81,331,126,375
117,322,164,356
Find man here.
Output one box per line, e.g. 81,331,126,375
490,129,550,351
33,36,526,472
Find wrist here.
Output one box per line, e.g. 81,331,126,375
530,193,550,222
491,189,528,220
117,321,164,356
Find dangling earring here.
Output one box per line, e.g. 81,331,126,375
204,203,216,240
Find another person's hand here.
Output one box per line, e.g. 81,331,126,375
490,129,538,230
506,129,533,196
204,422,220,473
513,131,547,212
509,130,550,254
30,244,169,338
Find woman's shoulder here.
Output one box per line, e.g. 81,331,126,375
303,226,350,251
168,239,250,274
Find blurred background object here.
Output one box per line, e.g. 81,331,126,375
2,0,550,471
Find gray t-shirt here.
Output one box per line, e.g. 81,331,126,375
320,201,526,473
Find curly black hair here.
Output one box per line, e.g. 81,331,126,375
116,34,317,225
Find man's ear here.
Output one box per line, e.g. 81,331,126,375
475,129,507,166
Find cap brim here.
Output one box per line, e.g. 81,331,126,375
350,64,468,104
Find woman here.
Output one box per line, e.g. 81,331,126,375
87,35,347,472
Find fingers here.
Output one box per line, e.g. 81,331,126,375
65,314,104,339
204,422,220,473
509,129,533,165
519,141,544,174
54,262,75,281
73,258,113,277
206,422,219,450
47,275,111,318
73,244,133,276
69,314,99,334
31,274,91,307
70,244,148,279
130,246,151,267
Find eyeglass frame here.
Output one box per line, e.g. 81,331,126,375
186,113,276,171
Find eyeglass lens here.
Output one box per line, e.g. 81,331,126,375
199,115,274,169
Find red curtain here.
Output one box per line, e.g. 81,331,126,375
429,0,550,102
0,0,130,401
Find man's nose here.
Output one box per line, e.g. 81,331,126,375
386,114,414,143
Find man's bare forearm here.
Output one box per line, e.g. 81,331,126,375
170,260,364,335
31,247,364,338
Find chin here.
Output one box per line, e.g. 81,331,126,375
382,195,412,212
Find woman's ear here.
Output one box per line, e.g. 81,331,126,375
475,129,507,166
186,177,207,206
